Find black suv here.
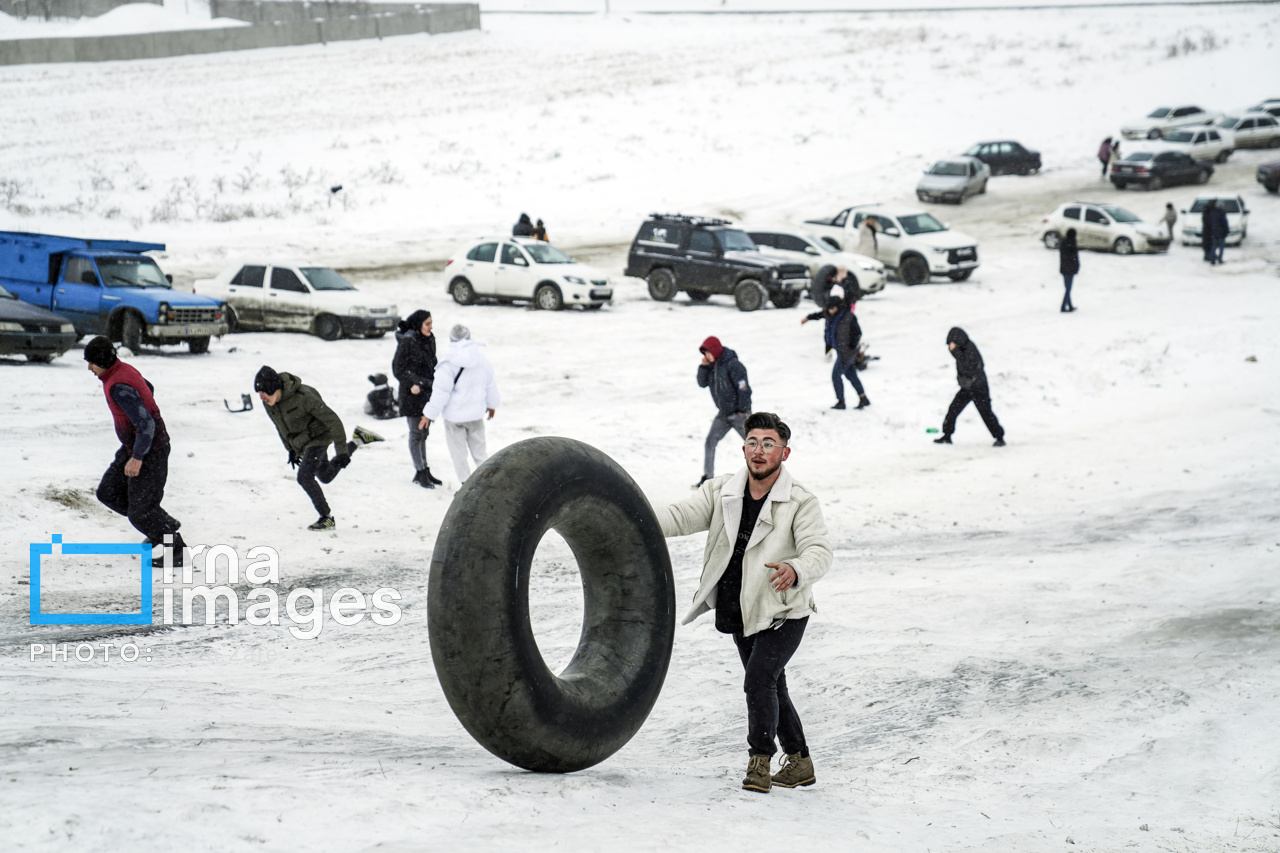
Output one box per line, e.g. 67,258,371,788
623,214,811,311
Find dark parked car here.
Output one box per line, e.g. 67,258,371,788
1259,162,1280,193
1110,150,1213,190
623,214,811,311
963,140,1041,175
0,283,76,362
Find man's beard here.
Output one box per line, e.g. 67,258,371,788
748,459,781,481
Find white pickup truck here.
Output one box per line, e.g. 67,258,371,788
802,203,980,285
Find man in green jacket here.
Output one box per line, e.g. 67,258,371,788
255,366,383,530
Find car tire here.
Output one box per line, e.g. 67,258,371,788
1269,137,1280,149
451,278,476,306
733,280,766,312
1268,182,1280,194
1114,181,1127,190
1017,164,1031,176
686,290,711,302
948,269,974,282
1197,169,1210,184
427,436,676,774
770,291,802,309
120,311,143,353
646,268,677,302
979,180,988,194
1043,231,1061,250
1216,149,1231,163
314,314,342,341
1148,176,1163,191
25,352,56,363
900,255,929,286
811,264,837,305
365,331,386,339
1148,129,1162,140
187,336,210,355
534,283,563,311
1113,236,1134,255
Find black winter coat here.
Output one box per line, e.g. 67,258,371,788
697,347,751,416
1201,207,1214,248
946,327,987,390
1059,232,1080,276
513,214,535,237
831,308,861,364
393,328,438,418
1208,207,1230,240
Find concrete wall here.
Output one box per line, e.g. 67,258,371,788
0,3,478,66
0,0,158,19
208,0,470,24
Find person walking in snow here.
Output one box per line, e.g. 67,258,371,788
802,294,869,409
1097,137,1113,178
1058,228,1079,313
934,327,1005,447
512,213,535,237
1201,200,1216,263
656,411,832,794
1209,202,1229,265
1161,203,1177,240
255,365,384,530
393,309,441,489
419,324,500,485
85,336,185,566
696,335,751,487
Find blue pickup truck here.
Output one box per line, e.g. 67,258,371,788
0,231,229,354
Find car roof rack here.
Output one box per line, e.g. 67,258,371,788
648,213,733,227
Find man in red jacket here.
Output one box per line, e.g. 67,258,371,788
84,336,185,565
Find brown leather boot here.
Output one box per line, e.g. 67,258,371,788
771,752,816,788
742,754,772,793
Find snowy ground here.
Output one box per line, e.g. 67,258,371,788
3,4,1280,852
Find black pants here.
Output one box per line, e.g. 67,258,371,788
732,616,809,758
943,382,1004,439
1061,274,1074,311
297,444,344,517
97,444,179,543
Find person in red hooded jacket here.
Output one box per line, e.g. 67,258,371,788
696,336,752,487
84,336,185,566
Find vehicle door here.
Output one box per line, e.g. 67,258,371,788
1234,117,1256,147
459,242,498,295
264,266,313,331
1079,207,1111,249
1256,117,1280,146
1171,106,1199,128
865,214,903,266
1059,205,1082,243
1169,152,1199,183
495,243,534,298
990,142,1013,175
684,229,724,292
777,233,819,273
222,265,265,326
51,255,108,333
829,207,853,249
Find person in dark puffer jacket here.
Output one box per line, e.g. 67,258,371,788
393,309,441,488
935,327,1005,447
802,294,869,410
696,336,752,487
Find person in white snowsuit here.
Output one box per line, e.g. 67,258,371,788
419,324,500,484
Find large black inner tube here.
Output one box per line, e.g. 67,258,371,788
428,437,676,773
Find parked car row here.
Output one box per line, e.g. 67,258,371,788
915,140,1042,206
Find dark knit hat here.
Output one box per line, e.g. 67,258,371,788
254,365,283,395
83,335,117,369
825,294,844,310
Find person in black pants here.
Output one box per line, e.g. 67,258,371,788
802,294,869,409
393,309,441,488
935,327,1005,447
85,336,185,566
1059,228,1079,313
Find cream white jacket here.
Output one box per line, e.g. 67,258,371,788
656,466,832,636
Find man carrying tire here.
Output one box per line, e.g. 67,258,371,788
85,336,185,567
255,365,384,531
657,411,833,794
695,336,751,488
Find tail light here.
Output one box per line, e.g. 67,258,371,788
445,259,453,267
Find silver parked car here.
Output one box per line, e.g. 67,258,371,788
916,156,990,204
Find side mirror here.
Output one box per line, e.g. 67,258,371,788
514,257,527,267
165,274,173,284
80,270,98,285
804,246,819,255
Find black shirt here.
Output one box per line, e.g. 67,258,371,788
716,484,769,634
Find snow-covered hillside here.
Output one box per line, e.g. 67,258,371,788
2,5,1280,852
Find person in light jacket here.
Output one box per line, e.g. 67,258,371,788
656,411,833,795
420,324,500,484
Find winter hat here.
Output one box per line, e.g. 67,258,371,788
400,309,431,335
946,327,968,348
698,336,724,360
368,373,388,386
825,294,844,310
83,335,117,369
450,324,470,342
254,365,283,395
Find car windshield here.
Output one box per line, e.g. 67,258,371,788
805,234,836,253
1122,152,1155,162
0,284,15,299
963,144,982,156
301,267,356,291
1164,131,1195,143
1217,117,1240,129
1190,199,1240,213
717,229,757,251
98,257,169,288
1100,206,1141,223
929,161,967,176
524,243,574,264
898,213,947,235
1147,108,1171,118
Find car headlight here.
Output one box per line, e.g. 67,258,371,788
387,305,397,316
157,301,171,324
348,306,369,316
564,275,586,284
60,323,75,333
931,247,949,254
0,321,21,332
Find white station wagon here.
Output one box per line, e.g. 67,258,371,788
445,237,613,310
1040,202,1170,254
193,263,399,340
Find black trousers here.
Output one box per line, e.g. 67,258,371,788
732,616,809,758
97,444,179,543
943,382,1004,439
297,445,343,517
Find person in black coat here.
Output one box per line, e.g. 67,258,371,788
1201,201,1215,263
1058,228,1079,313
696,335,752,486
802,294,868,409
392,309,441,488
1208,203,1230,265
935,327,1005,446
512,213,535,237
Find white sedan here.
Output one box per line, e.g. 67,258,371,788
1040,202,1170,254
193,263,398,340
744,227,885,298
1215,113,1280,149
1120,105,1221,140
1147,127,1233,163
445,238,613,310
